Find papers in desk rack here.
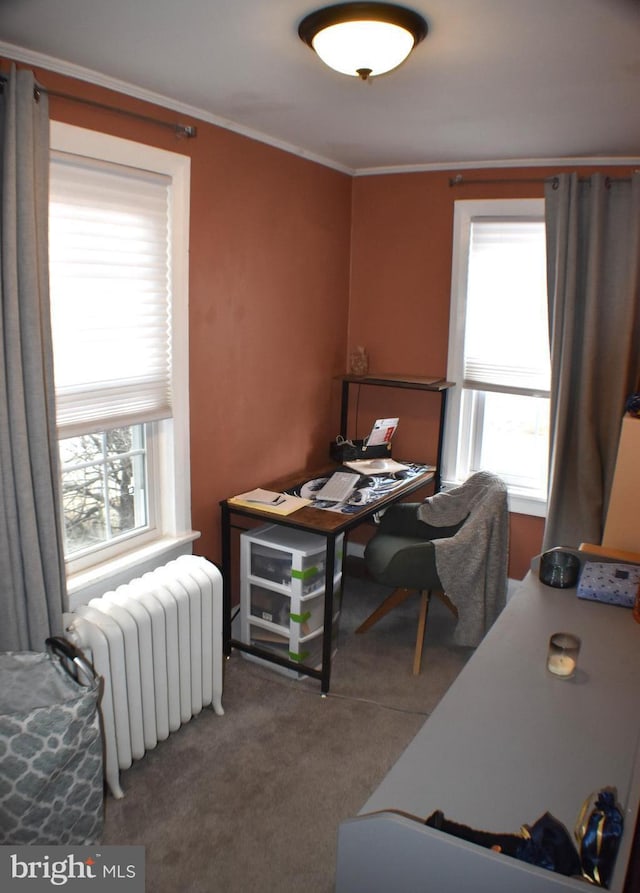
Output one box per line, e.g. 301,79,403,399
366,417,399,447
228,488,311,515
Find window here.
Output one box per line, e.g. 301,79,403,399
443,199,550,516
49,123,195,597
59,426,149,556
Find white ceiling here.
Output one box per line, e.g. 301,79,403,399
1,0,639,173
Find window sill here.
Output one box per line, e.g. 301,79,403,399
65,531,201,611
508,493,547,518
442,479,546,518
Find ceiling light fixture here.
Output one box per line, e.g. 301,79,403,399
298,2,428,81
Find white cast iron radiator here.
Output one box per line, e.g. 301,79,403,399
64,555,224,799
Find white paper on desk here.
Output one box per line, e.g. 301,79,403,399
231,488,284,505
366,417,399,446
228,488,311,515
344,458,410,474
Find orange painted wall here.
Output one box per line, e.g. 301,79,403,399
348,166,636,579
8,60,635,580
185,125,351,560
16,63,352,563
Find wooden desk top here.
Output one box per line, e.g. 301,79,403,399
222,464,435,535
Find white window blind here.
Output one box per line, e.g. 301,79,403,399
49,151,172,437
463,218,550,395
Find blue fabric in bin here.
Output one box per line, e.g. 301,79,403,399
577,561,640,608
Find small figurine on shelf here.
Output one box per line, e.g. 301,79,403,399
349,346,369,377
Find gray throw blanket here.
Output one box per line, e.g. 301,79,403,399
417,471,509,647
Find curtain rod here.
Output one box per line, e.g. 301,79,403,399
449,172,634,188
0,72,197,139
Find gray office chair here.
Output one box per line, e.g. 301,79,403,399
357,471,509,674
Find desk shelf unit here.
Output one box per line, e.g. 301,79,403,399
338,374,454,491
239,524,344,679
222,464,436,692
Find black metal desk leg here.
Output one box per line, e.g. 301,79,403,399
221,502,232,657
320,534,336,694
435,389,448,492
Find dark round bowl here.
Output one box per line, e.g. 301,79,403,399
539,549,581,588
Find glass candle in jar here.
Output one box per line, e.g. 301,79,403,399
547,632,581,679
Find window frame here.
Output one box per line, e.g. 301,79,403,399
50,122,197,607
58,423,157,569
443,198,549,517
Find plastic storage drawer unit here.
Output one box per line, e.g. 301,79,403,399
240,524,344,679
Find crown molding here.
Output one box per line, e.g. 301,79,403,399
354,156,640,177
3,41,639,179
0,41,354,176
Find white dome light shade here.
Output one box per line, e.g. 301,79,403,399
312,20,416,78
299,3,428,80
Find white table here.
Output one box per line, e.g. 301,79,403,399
336,554,640,892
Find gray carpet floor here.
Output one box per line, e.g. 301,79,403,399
101,568,472,892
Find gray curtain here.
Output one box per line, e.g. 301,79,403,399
543,172,640,551
0,65,67,650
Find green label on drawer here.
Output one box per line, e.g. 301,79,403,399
288,649,310,662
291,566,320,581
289,611,311,624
